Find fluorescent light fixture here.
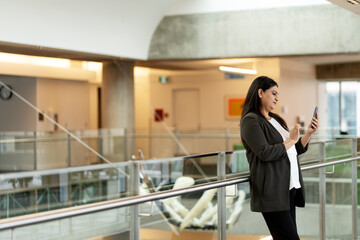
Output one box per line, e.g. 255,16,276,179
260,236,273,240
219,66,257,75
0,52,71,68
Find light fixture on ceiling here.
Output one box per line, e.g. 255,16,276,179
259,236,273,240
219,66,257,75
347,0,360,4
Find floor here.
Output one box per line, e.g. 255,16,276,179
139,228,316,240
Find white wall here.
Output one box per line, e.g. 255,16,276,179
278,59,318,128
36,78,90,131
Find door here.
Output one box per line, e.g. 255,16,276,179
173,89,199,130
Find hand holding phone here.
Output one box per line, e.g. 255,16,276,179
311,106,318,129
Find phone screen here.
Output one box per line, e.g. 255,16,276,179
313,106,318,119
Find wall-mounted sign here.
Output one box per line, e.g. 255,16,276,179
159,76,169,84
224,73,245,79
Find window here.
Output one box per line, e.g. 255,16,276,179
326,81,359,136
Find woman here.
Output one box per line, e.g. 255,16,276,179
240,76,318,240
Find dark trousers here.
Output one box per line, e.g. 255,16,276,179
262,188,300,240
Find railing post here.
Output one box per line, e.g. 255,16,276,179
319,142,326,240
217,152,226,240
175,128,180,156
130,161,140,240
97,130,103,164
124,129,128,161
225,128,229,151
352,138,358,240
130,128,135,162
67,134,71,167
7,194,9,218
33,131,37,171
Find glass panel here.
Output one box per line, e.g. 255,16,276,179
0,162,131,220
0,132,37,172
36,132,69,169
133,128,152,160
140,189,218,239
139,154,219,194
298,167,320,239
225,182,269,239
8,207,130,240
325,139,352,162
0,230,11,240
228,127,242,153
132,128,241,159
149,129,177,158
325,161,352,239
226,151,249,179
98,129,127,162
299,142,322,165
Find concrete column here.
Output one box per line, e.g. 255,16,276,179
101,61,135,129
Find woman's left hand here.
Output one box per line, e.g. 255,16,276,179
307,117,319,134
301,116,319,148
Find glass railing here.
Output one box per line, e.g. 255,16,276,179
1,127,359,172
0,138,359,240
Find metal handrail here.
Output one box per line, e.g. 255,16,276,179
1,154,359,231
0,132,356,144
301,156,360,171
0,176,248,230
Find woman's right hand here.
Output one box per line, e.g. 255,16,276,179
289,124,301,142
283,124,301,150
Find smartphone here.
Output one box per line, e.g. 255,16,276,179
313,106,318,119
311,106,318,129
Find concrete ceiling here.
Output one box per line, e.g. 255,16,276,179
0,0,359,67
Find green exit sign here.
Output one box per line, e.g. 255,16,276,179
159,76,169,83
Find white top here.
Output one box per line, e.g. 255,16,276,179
268,118,301,190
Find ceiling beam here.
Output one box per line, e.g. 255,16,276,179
316,62,360,79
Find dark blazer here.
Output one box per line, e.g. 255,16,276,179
240,112,308,212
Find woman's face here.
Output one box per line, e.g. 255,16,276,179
258,85,279,112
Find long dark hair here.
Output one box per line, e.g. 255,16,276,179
240,76,288,130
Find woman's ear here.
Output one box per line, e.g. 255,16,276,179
258,89,263,99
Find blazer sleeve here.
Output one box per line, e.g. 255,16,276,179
241,114,288,162
295,137,308,155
